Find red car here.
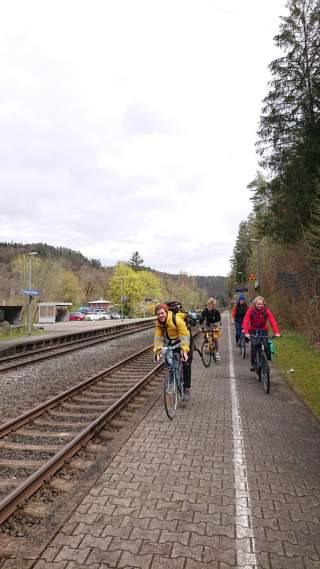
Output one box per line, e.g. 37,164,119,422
69,312,86,321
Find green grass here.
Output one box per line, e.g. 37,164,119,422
274,332,320,419
0,326,45,341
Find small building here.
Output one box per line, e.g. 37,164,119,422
0,305,23,325
38,302,72,324
87,298,112,311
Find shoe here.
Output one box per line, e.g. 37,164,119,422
250,365,256,371
183,388,191,401
215,352,221,361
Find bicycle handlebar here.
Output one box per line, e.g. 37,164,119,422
247,333,281,339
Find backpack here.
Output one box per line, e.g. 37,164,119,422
164,300,196,328
165,300,183,314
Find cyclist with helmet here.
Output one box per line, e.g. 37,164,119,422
154,303,191,400
199,297,222,360
242,296,280,371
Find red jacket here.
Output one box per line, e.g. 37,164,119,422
242,306,280,335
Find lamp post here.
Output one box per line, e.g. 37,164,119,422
27,252,37,335
238,271,244,288
250,239,261,294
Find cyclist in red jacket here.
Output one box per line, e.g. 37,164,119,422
242,296,280,371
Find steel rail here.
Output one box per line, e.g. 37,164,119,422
0,349,163,525
0,321,154,371
0,328,201,525
0,345,153,438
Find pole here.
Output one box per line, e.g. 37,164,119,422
257,242,261,294
27,252,37,335
28,255,32,335
120,279,124,321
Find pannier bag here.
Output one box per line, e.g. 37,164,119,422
267,340,275,361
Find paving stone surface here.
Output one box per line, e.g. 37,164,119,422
33,314,320,568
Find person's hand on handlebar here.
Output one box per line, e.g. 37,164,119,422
245,333,250,340
275,333,281,338
181,351,188,362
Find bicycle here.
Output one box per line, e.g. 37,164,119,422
162,344,185,420
238,333,247,359
249,332,279,394
200,328,220,367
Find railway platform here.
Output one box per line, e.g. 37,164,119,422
0,318,151,357
26,315,320,569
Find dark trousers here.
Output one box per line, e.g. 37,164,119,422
183,342,193,389
250,332,268,365
235,320,243,343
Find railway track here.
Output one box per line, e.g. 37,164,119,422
0,320,154,372
0,344,164,527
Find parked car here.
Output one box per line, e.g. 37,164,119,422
85,313,104,321
79,306,91,314
93,310,111,320
110,312,121,319
85,313,111,321
69,312,86,321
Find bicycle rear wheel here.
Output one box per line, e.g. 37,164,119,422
261,353,270,393
164,370,177,419
201,340,211,367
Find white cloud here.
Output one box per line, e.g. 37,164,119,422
0,0,287,275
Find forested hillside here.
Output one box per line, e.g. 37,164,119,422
0,243,228,316
230,0,320,342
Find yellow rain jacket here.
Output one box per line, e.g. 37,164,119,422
154,311,190,355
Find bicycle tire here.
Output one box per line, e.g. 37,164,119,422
163,370,177,420
201,340,211,367
261,352,270,393
240,336,246,359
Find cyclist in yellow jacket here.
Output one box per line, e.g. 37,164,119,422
154,303,191,399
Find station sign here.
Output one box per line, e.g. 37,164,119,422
22,289,41,297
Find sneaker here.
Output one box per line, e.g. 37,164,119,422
215,352,221,361
183,388,191,401
250,365,256,371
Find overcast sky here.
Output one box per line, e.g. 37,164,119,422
0,0,287,276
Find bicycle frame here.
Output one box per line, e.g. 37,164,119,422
250,331,272,393
163,347,184,394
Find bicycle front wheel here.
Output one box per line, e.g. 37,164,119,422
164,371,177,419
240,336,246,359
261,353,270,393
201,340,211,367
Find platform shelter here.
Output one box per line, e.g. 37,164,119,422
37,302,72,324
